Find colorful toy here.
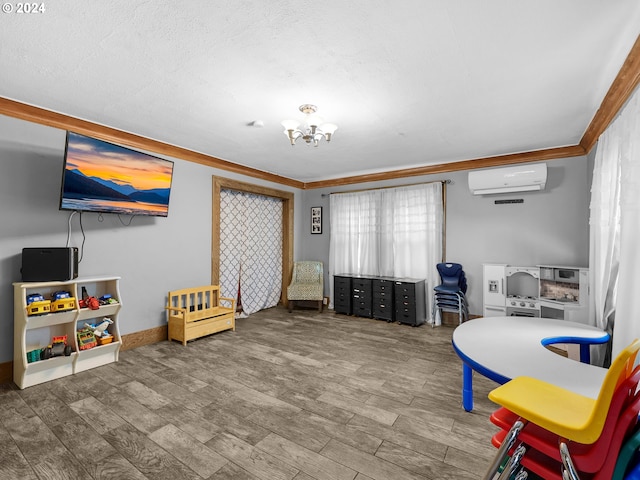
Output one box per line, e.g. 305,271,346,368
27,293,45,304
99,294,118,305
78,296,100,310
26,349,41,363
41,335,73,359
26,293,51,316
50,290,76,313
96,335,114,346
84,318,113,337
77,328,97,350
51,291,71,300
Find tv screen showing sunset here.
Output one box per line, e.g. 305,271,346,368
60,132,174,216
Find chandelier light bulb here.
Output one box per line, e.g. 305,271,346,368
281,104,337,147
320,123,337,134
320,123,338,142
281,119,299,131
305,113,323,128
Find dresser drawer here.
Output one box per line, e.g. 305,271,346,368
372,292,393,304
395,290,415,301
353,302,372,318
394,283,416,295
396,310,420,325
352,278,372,291
373,303,394,321
373,279,393,292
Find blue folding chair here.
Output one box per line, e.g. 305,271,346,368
433,262,468,325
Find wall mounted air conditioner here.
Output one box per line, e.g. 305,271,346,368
468,162,547,195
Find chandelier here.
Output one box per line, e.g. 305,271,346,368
281,104,338,147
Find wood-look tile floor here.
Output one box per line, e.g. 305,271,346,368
0,307,503,480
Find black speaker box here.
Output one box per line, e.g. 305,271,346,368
21,247,79,282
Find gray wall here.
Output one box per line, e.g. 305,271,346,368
0,114,301,364
299,157,591,315
0,110,592,365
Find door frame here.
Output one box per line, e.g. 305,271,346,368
212,176,294,307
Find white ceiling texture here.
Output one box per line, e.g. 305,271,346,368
2,1,640,184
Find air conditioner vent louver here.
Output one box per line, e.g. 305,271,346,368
468,163,547,195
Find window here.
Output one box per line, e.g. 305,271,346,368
329,182,444,313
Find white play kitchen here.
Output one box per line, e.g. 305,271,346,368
483,264,589,324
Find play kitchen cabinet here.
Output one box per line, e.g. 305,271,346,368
13,275,122,389
483,264,589,323
483,264,507,317
538,266,589,324
483,264,540,317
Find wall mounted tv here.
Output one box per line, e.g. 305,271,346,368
60,132,174,217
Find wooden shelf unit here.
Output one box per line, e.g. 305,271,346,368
13,275,122,389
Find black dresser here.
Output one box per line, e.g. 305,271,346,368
394,278,426,326
372,277,395,322
352,276,373,318
334,274,426,326
333,275,353,315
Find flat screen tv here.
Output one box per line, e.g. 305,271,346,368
59,132,174,217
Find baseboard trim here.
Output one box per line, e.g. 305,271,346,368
121,325,167,351
0,361,12,385
0,325,168,386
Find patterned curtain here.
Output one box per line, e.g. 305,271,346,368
219,189,243,307
219,189,283,316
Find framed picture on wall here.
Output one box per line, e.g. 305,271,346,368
311,206,322,234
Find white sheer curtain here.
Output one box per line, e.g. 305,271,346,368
589,85,640,363
588,126,622,366
329,182,443,318
380,184,443,282
329,190,380,277
609,87,640,360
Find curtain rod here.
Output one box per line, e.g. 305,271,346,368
327,179,451,196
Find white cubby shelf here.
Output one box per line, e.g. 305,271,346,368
13,275,122,389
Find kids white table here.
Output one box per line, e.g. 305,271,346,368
452,316,610,411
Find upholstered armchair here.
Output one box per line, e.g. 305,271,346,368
287,261,324,312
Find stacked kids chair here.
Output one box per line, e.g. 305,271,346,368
433,262,468,325
482,339,640,480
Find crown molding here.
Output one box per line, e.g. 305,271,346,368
302,145,586,189
0,97,304,189
580,34,640,153
1,33,638,191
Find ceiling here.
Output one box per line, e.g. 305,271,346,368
1,1,640,184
